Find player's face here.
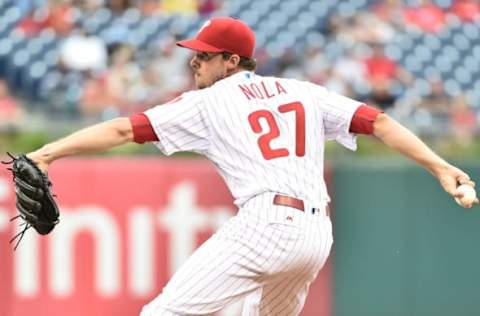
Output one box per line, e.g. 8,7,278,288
190,52,229,89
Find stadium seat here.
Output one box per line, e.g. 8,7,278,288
0,38,13,77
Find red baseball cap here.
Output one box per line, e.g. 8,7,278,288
176,17,255,58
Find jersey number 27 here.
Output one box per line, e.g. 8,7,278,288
248,101,305,160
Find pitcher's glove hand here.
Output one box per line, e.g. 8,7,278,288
2,153,59,249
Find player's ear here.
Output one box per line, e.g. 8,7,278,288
226,54,241,70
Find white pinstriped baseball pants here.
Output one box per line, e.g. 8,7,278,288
140,192,333,316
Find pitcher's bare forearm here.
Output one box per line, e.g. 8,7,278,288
372,113,477,206
28,118,134,167
373,114,449,176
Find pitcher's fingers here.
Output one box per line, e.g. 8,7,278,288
452,188,463,198
464,180,476,187
458,177,474,186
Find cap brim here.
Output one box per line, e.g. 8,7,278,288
176,39,224,53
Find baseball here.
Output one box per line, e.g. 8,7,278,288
454,184,477,207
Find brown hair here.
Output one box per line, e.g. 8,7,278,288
222,52,257,71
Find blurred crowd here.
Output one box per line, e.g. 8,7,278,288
5,0,223,122
1,0,479,145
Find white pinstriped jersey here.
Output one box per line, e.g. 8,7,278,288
145,71,362,208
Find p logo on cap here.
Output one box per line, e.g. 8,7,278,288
177,17,256,58
198,20,212,34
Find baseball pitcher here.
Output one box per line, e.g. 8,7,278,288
9,17,478,316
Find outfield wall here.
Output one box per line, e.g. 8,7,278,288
334,162,480,316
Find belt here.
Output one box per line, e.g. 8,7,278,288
273,194,330,216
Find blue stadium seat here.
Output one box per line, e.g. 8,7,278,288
443,78,462,97
120,7,142,26
454,67,472,86
471,89,480,106
385,44,403,62
395,34,414,53
337,1,358,17
434,55,453,74
21,60,47,100
227,0,253,17
0,37,13,77
463,55,479,76
441,44,460,64
5,49,31,90
42,48,59,69
422,34,441,52
308,1,331,18
2,6,21,28
37,69,61,101
413,44,432,63
463,23,480,44
472,44,480,62
83,8,114,34
453,33,470,52
279,1,303,17
412,78,431,97
324,41,344,60
404,55,423,74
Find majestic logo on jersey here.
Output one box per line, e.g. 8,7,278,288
198,20,211,34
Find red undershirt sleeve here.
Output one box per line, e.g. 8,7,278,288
349,104,383,135
129,113,159,144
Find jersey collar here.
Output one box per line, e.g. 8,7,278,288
229,70,255,82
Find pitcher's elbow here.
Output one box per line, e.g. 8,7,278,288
372,113,393,139
111,117,134,143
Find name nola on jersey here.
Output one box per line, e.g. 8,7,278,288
238,80,287,101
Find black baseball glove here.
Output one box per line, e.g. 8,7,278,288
2,153,59,249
